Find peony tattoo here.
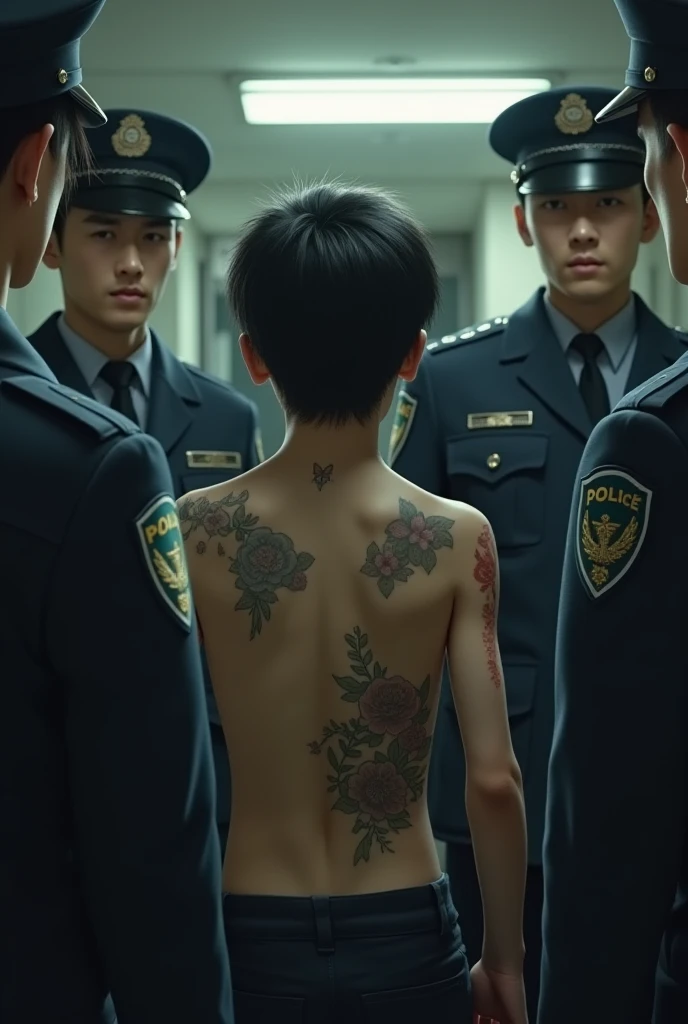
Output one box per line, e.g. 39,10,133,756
308,626,432,865
360,497,454,598
178,490,314,639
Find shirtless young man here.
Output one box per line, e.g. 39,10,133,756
179,182,528,1024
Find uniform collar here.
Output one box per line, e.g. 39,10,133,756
544,291,636,371
57,313,153,395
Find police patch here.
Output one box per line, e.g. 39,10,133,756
136,494,192,629
576,469,652,598
388,389,418,465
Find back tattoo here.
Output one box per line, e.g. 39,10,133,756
308,627,432,866
178,489,315,639
360,497,454,597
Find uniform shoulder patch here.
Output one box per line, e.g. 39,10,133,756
576,468,652,598
426,316,509,354
136,494,192,630
388,388,418,465
1,376,138,440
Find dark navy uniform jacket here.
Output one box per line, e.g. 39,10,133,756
391,287,686,865
30,312,261,847
0,308,232,1022
539,354,688,1024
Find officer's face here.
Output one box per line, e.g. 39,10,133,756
638,100,688,285
44,211,182,331
515,187,658,303
9,125,67,290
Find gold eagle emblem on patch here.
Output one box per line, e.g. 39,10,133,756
555,93,594,135
112,114,152,158
576,469,652,598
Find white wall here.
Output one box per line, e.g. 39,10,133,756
6,219,203,362
472,182,688,327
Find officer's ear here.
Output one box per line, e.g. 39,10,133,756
12,124,54,209
43,231,62,269
170,225,183,270
398,330,426,382
514,201,535,248
667,124,688,196
239,333,271,386
640,194,661,244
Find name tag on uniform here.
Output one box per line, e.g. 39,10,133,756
185,450,242,470
467,411,533,430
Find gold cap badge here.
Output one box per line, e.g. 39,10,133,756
111,114,152,158
554,93,593,135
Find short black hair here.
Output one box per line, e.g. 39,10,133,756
0,96,90,193
648,91,688,159
227,181,438,426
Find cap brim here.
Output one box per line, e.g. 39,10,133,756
519,159,644,195
69,83,107,128
595,86,647,124
69,184,190,221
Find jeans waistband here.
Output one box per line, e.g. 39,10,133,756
223,873,456,951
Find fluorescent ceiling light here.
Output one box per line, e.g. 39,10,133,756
239,77,551,125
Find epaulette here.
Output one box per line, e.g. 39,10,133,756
615,356,688,412
426,316,509,354
1,375,138,441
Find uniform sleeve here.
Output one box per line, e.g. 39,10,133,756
539,410,688,1024
388,355,447,495
45,432,233,1024
244,398,263,469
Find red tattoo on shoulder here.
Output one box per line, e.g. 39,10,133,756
473,525,501,688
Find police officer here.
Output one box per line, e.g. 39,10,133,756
540,3,688,1022
0,2,233,1021
390,85,687,1017
28,110,262,852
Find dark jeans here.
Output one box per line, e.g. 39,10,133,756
446,841,543,1021
223,873,471,1023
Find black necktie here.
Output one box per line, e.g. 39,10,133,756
99,360,140,426
570,333,610,425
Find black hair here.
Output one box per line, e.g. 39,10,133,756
0,95,90,192
227,181,439,426
648,91,688,159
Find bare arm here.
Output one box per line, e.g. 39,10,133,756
447,507,527,973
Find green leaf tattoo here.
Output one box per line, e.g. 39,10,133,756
178,490,315,639
307,626,433,866
360,498,454,598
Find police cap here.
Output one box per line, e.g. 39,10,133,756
0,0,106,127
490,86,645,194
69,110,212,221
597,0,688,123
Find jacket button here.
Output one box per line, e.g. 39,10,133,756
486,453,501,470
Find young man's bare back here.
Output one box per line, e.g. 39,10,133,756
178,182,529,1024
182,445,502,898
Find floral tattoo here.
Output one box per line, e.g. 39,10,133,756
312,463,333,491
361,497,454,598
474,524,501,688
308,627,432,866
178,490,314,639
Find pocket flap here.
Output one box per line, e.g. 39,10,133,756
446,433,548,484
